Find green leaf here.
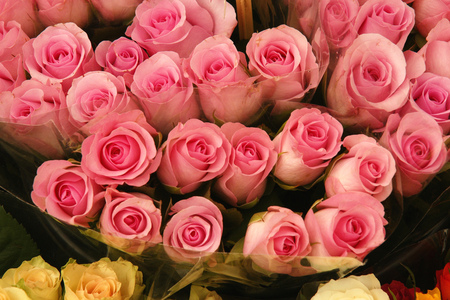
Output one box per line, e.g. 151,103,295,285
0,205,39,276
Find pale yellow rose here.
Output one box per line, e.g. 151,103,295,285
1,256,61,300
0,279,31,300
416,287,441,300
61,257,144,300
311,274,389,300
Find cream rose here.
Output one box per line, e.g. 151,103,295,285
0,280,31,300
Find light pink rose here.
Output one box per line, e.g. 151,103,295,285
22,22,100,91
183,34,264,124
246,25,320,104
31,160,105,227
243,206,312,276
0,0,43,38
0,55,26,93
272,107,343,188
290,0,319,40
305,192,387,260
95,37,148,88
99,188,162,252
212,123,278,207
89,0,143,24
163,196,223,263
81,110,161,187
0,21,29,61
156,119,232,194
354,0,415,49
130,51,200,135
35,0,93,28
400,72,450,134
125,0,237,57
325,134,396,201
326,33,409,130
413,0,450,38
379,112,448,197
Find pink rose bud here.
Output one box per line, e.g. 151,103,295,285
35,0,93,28
272,107,343,188
89,0,143,24
31,160,105,227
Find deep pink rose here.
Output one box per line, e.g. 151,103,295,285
0,0,43,37
0,21,29,61
354,0,415,49
130,51,200,135
95,37,148,88
379,112,448,197
272,107,343,188
413,0,450,38
327,33,409,130
305,192,387,260
243,206,312,276
246,25,320,104
212,123,278,207
156,119,232,194
0,55,26,93
325,134,396,201
125,0,237,57
400,72,450,134
31,160,105,227
35,0,93,28
163,196,223,263
183,34,263,124
22,22,100,91
89,0,143,24
99,188,162,252
81,110,161,187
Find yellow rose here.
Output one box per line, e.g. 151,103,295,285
1,256,61,300
61,257,144,300
0,279,31,300
311,274,389,300
416,287,441,300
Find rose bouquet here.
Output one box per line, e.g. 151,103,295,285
0,0,449,299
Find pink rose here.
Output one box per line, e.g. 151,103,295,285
0,21,29,61
290,0,319,40
22,22,100,91
246,25,321,104
413,0,450,38
95,37,148,88
35,0,93,28
81,110,161,187
0,0,43,37
325,134,396,201
305,192,387,260
326,33,409,130
354,0,415,49
89,0,143,24
0,55,26,93
125,0,237,57
272,107,343,188
379,112,448,197
212,123,278,207
99,188,162,252
130,51,200,135
31,160,105,227
183,34,264,124
157,119,232,194
163,196,223,263
243,206,312,276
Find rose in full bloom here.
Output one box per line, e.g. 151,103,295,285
61,257,144,300
125,0,237,57
1,256,61,300
327,33,410,130
272,107,343,188
89,0,143,24
436,263,450,300
95,37,148,88
35,0,93,28
31,160,105,227
81,110,161,187
381,280,416,300
212,123,277,207
305,192,387,260
0,21,29,61
163,197,223,263
325,134,396,201
243,206,312,276
183,34,263,124
311,274,389,300
0,0,42,37
130,51,200,135
413,0,450,38
0,282,31,300
99,188,163,253
22,22,99,91
379,112,448,197
354,0,415,49
157,119,232,194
